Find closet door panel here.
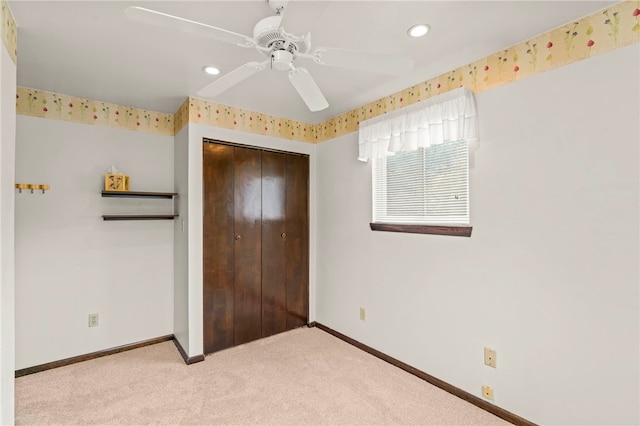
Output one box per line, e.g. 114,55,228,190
285,155,309,329
261,152,287,337
234,147,263,345
203,143,235,353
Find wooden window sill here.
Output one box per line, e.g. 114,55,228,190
370,223,472,237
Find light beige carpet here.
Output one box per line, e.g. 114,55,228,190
16,327,509,425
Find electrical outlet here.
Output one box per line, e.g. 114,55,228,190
484,347,497,368
359,308,366,321
88,313,99,327
482,385,494,400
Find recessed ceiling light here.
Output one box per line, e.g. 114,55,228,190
407,24,430,38
203,66,220,76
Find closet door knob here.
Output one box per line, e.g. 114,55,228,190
281,233,286,240
235,235,241,241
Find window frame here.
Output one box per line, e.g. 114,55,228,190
369,222,472,237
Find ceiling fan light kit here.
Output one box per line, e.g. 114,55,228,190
271,50,294,71
125,0,415,113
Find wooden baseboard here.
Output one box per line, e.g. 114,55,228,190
173,338,205,365
15,334,175,378
15,322,532,425
313,322,536,426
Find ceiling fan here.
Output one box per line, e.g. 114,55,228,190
125,1,415,112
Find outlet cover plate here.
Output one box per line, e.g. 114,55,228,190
89,313,99,327
484,347,497,368
482,385,494,400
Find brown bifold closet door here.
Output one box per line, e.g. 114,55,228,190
202,143,235,354
203,140,309,354
285,154,309,329
261,152,288,337
232,147,262,346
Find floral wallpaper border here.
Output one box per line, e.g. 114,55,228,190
1,0,17,64
174,98,189,135
16,1,638,142
16,87,174,136
313,0,640,142
181,97,316,143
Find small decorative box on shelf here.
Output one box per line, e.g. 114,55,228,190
104,173,130,192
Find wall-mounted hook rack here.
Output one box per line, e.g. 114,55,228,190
15,183,50,194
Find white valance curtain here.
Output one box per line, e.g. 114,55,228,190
357,87,478,162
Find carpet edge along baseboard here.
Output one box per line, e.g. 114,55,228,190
309,322,537,426
172,338,205,365
15,323,535,426
15,334,175,377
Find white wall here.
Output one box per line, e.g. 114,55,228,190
0,41,17,426
176,123,317,357
15,116,174,369
316,44,639,425
173,125,189,354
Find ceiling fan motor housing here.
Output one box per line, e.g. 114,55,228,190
253,15,308,55
253,16,282,46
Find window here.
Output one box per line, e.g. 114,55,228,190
372,140,469,225
358,88,477,236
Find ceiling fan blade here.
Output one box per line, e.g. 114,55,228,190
197,62,267,98
311,48,415,76
124,7,254,47
288,67,328,112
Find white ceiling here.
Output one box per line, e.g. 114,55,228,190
10,0,615,124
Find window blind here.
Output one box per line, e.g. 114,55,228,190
372,139,469,224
